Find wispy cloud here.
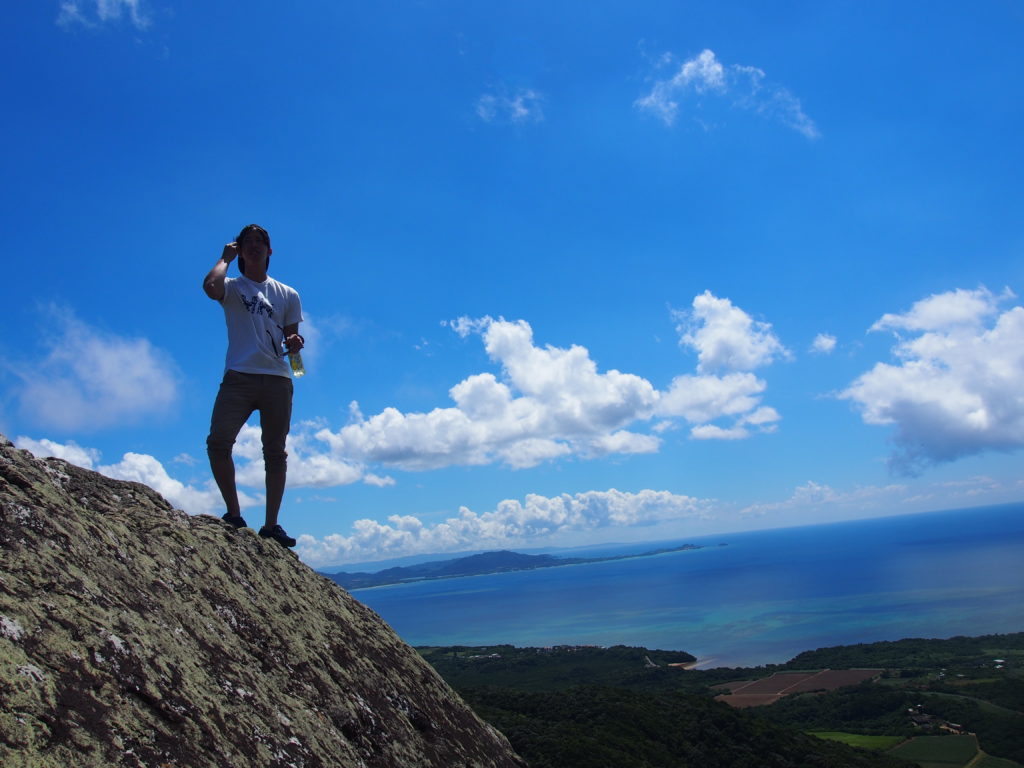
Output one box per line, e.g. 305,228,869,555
476,86,544,125
810,333,837,354
740,474,1014,520
12,306,178,431
297,488,714,566
740,480,904,518
635,48,820,138
841,286,1024,472
295,311,353,368
57,0,150,30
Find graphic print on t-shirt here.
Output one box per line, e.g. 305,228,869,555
239,290,275,320
238,289,285,358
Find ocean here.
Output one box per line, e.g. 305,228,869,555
351,503,1024,668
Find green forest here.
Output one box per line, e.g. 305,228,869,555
419,633,1024,768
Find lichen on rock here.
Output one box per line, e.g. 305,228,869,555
0,435,526,768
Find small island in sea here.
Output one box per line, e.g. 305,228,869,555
320,543,706,590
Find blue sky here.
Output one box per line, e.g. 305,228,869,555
4,1,1024,567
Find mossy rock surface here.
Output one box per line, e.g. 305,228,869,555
0,434,526,768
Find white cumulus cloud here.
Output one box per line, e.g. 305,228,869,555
841,287,1024,472
690,424,749,441
13,436,101,469
658,372,765,423
635,48,819,138
297,488,714,567
870,287,1009,333
675,291,790,373
14,307,179,431
319,317,663,470
319,302,784,471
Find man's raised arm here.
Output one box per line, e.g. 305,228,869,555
203,242,238,301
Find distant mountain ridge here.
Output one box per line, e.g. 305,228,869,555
321,544,703,589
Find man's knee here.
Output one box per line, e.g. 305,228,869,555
263,448,288,474
207,434,235,461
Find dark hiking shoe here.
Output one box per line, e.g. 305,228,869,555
221,512,248,529
259,524,296,548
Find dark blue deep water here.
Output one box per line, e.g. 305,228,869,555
353,504,1024,667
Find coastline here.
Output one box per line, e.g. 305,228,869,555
333,543,706,591
353,504,1024,668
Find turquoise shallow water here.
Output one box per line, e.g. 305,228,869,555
352,504,1024,667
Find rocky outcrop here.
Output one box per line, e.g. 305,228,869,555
0,435,526,768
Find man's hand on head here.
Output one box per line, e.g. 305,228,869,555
203,244,236,300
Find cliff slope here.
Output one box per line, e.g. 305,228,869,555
0,434,526,768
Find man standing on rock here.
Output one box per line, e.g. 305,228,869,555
203,224,303,548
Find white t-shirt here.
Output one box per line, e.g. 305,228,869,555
220,274,303,377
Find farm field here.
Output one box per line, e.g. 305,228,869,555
889,735,979,768
809,732,905,750
714,668,882,708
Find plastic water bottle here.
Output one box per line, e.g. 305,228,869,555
288,351,305,378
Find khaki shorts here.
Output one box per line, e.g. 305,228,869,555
206,370,293,472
